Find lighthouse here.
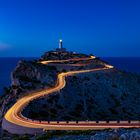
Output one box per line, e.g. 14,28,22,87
56,39,66,52
59,39,63,49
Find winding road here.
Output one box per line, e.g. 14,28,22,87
3,56,140,134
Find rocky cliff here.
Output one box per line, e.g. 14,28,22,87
1,51,140,139
0,59,57,122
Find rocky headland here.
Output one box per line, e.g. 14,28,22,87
1,50,140,139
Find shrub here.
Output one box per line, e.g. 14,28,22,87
109,108,118,115
112,84,118,88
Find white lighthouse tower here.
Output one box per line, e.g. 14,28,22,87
56,39,66,52
59,39,63,49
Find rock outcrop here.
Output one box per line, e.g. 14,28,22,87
0,59,57,123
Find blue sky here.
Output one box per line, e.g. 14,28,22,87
0,0,140,57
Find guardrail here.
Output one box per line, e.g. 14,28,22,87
21,118,140,126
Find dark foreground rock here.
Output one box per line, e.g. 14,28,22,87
1,129,140,140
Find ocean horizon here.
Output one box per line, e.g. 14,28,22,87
0,57,140,95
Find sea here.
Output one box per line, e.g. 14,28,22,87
0,57,140,95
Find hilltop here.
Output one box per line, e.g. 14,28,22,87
41,50,89,60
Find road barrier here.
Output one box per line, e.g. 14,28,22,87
20,119,140,126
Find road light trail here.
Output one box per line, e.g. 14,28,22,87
4,56,140,132
40,56,96,65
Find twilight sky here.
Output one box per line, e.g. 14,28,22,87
0,0,140,57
